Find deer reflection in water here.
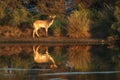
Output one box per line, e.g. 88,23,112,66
33,45,57,68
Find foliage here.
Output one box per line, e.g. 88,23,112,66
36,0,66,15
0,26,22,38
53,27,61,37
50,15,67,37
0,0,31,27
77,0,97,9
0,1,8,19
110,22,120,38
68,46,91,71
51,46,67,66
0,0,120,38
76,0,115,10
90,9,115,38
114,5,120,21
10,6,30,27
110,1,120,38
67,9,92,38
73,0,116,39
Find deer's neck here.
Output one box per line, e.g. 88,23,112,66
48,18,55,26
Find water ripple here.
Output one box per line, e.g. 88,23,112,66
40,71,120,76
0,68,51,71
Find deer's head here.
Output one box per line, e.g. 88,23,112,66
49,15,56,19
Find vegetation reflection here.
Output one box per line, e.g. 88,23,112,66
67,46,91,71
0,45,120,80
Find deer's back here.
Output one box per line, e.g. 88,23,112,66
33,20,49,28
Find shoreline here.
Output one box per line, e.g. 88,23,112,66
0,37,111,45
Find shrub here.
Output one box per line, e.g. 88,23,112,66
0,1,31,27
0,1,10,25
53,26,61,37
0,1,7,19
110,22,120,38
10,6,30,27
90,12,112,38
109,3,120,39
67,9,92,38
49,15,67,37
0,26,21,38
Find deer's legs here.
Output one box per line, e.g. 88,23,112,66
35,29,39,37
33,29,39,38
45,28,48,37
49,56,58,68
33,29,36,38
33,45,40,53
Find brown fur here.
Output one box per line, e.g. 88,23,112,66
33,15,56,38
33,46,57,68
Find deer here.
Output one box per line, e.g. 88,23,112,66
33,45,57,68
33,15,56,38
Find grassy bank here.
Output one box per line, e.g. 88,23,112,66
0,37,110,45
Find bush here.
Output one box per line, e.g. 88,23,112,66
109,3,120,39
67,9,92,38
0,1,7,19
9,6,30,27
0,1,30,26
49,15,67,37
0,26,21,38
110,22,120,37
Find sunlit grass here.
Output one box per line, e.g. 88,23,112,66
67,9,92,38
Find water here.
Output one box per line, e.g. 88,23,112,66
0,44,120,80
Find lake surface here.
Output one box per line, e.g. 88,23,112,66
0,44,120,80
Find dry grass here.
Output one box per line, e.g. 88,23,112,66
0,26,22,38
67,9,91,38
